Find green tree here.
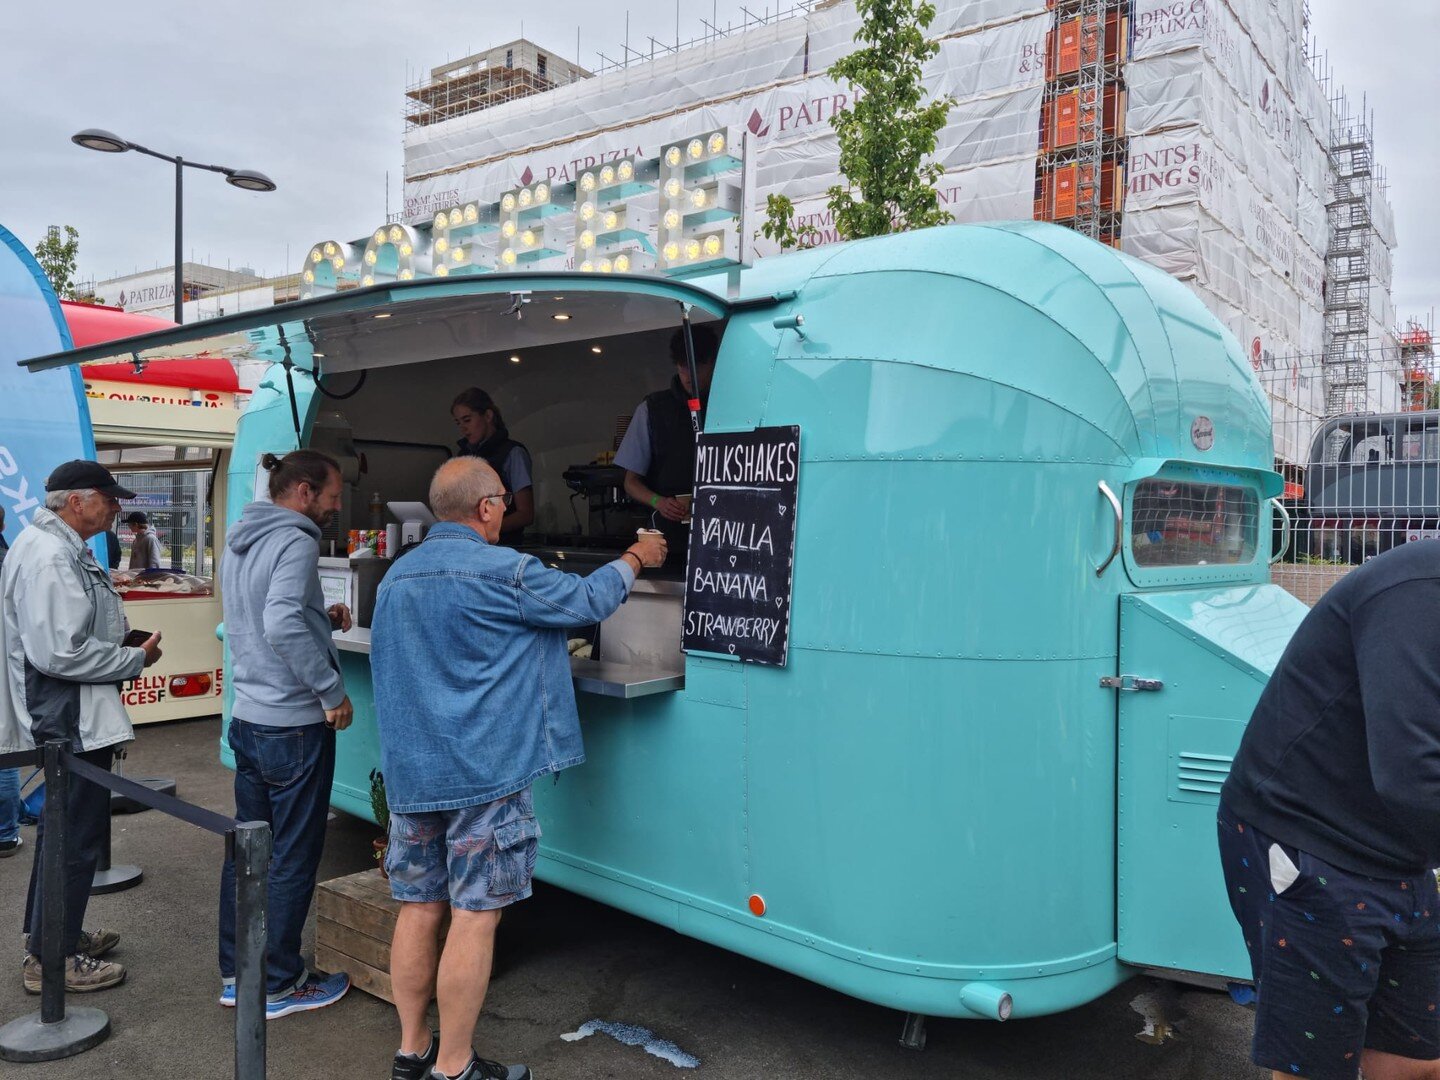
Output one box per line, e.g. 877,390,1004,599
34,224,82,300
762,0,954,250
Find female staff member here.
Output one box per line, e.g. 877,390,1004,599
451,388,535,542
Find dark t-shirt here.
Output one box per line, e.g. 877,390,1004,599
1223,540,1440,877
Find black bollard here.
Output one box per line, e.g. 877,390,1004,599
0,741,110,1062
233,821,271,1080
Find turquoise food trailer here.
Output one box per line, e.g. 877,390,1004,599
20,222,1308,1031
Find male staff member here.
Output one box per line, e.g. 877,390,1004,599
615,323,720,551
124,510,161,570
1221,539,1440,1080
371,458,665,1080
217,450,353,1018
0,461,162,992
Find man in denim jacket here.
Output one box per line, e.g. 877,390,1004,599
372,457,665,1080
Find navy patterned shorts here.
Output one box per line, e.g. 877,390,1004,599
386,787,541,911
1218,805,1440,1080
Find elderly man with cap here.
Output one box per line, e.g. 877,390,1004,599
124,510,161,571
0,460,163,993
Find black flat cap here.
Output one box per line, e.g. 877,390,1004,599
45,460,136,500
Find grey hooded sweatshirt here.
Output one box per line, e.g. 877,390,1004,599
221,502,344,727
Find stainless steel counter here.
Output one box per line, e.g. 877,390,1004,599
331,626,684,697
569,657,685,698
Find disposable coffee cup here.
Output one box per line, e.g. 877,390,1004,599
676,493,693,524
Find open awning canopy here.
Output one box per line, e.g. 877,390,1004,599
23,274,765,378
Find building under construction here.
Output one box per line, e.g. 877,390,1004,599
405,41,590,128
401,2,1404,463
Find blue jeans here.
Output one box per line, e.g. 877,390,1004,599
0,768,19,843
218,718,335,996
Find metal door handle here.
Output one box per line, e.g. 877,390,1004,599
1097,481,1122,577
1269,497,1291,565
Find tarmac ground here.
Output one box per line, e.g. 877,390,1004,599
0,717,1267,1079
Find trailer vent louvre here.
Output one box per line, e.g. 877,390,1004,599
1174,751,1231,801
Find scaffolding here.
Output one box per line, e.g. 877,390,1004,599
591,3,815,75
1034,0,1130,244
1322,94,1376,415
405,42,591,128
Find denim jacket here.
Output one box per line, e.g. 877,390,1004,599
370,523,634,814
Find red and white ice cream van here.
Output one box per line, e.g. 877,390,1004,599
63,301,247,724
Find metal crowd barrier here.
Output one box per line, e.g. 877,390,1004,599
0,740,272,1079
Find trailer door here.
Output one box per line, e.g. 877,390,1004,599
1114,584,1305,983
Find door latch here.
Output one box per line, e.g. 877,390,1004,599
1100,674,1164,692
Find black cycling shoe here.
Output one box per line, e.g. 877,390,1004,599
391,1032,438,1080
434,1053,531,1080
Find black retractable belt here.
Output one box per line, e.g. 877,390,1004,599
0,742,272,1075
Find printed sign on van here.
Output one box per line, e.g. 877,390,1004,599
682,426,800,666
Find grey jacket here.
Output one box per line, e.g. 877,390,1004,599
221,501,344,727
127,530,161,570
0,508,144,754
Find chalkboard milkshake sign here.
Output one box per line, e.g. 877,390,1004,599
682,425,800,666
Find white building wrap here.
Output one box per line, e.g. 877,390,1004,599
397,0,1401,384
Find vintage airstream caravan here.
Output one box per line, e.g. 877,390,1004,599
20,221,1308,1031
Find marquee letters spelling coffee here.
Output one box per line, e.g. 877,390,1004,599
682,425,800,666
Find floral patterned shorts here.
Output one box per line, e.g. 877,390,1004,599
1219,805,1440,1080
386,787,541,911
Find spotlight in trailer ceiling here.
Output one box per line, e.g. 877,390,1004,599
509,354,521,363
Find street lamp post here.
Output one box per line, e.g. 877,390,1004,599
72,129,275,324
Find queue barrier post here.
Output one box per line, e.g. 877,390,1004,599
233,821,271,1080
91,801,143,895
0,743,270,1078
0,741,111,1062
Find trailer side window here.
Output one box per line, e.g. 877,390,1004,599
1131,479,1259,567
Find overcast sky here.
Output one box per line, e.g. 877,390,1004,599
2,1,1434,325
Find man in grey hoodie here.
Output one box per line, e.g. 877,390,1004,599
217,449,352,1019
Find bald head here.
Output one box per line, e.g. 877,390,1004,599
430,457,503,525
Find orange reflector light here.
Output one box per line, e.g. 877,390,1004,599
748,894,766,917
169,673,214,698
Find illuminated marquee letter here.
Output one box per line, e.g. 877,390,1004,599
299,241,362,299
575,156,657,274
497,181,571,271
657,128,743,272
361,223,430,287
431,201,499,277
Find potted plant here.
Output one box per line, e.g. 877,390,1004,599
370,769,390,878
